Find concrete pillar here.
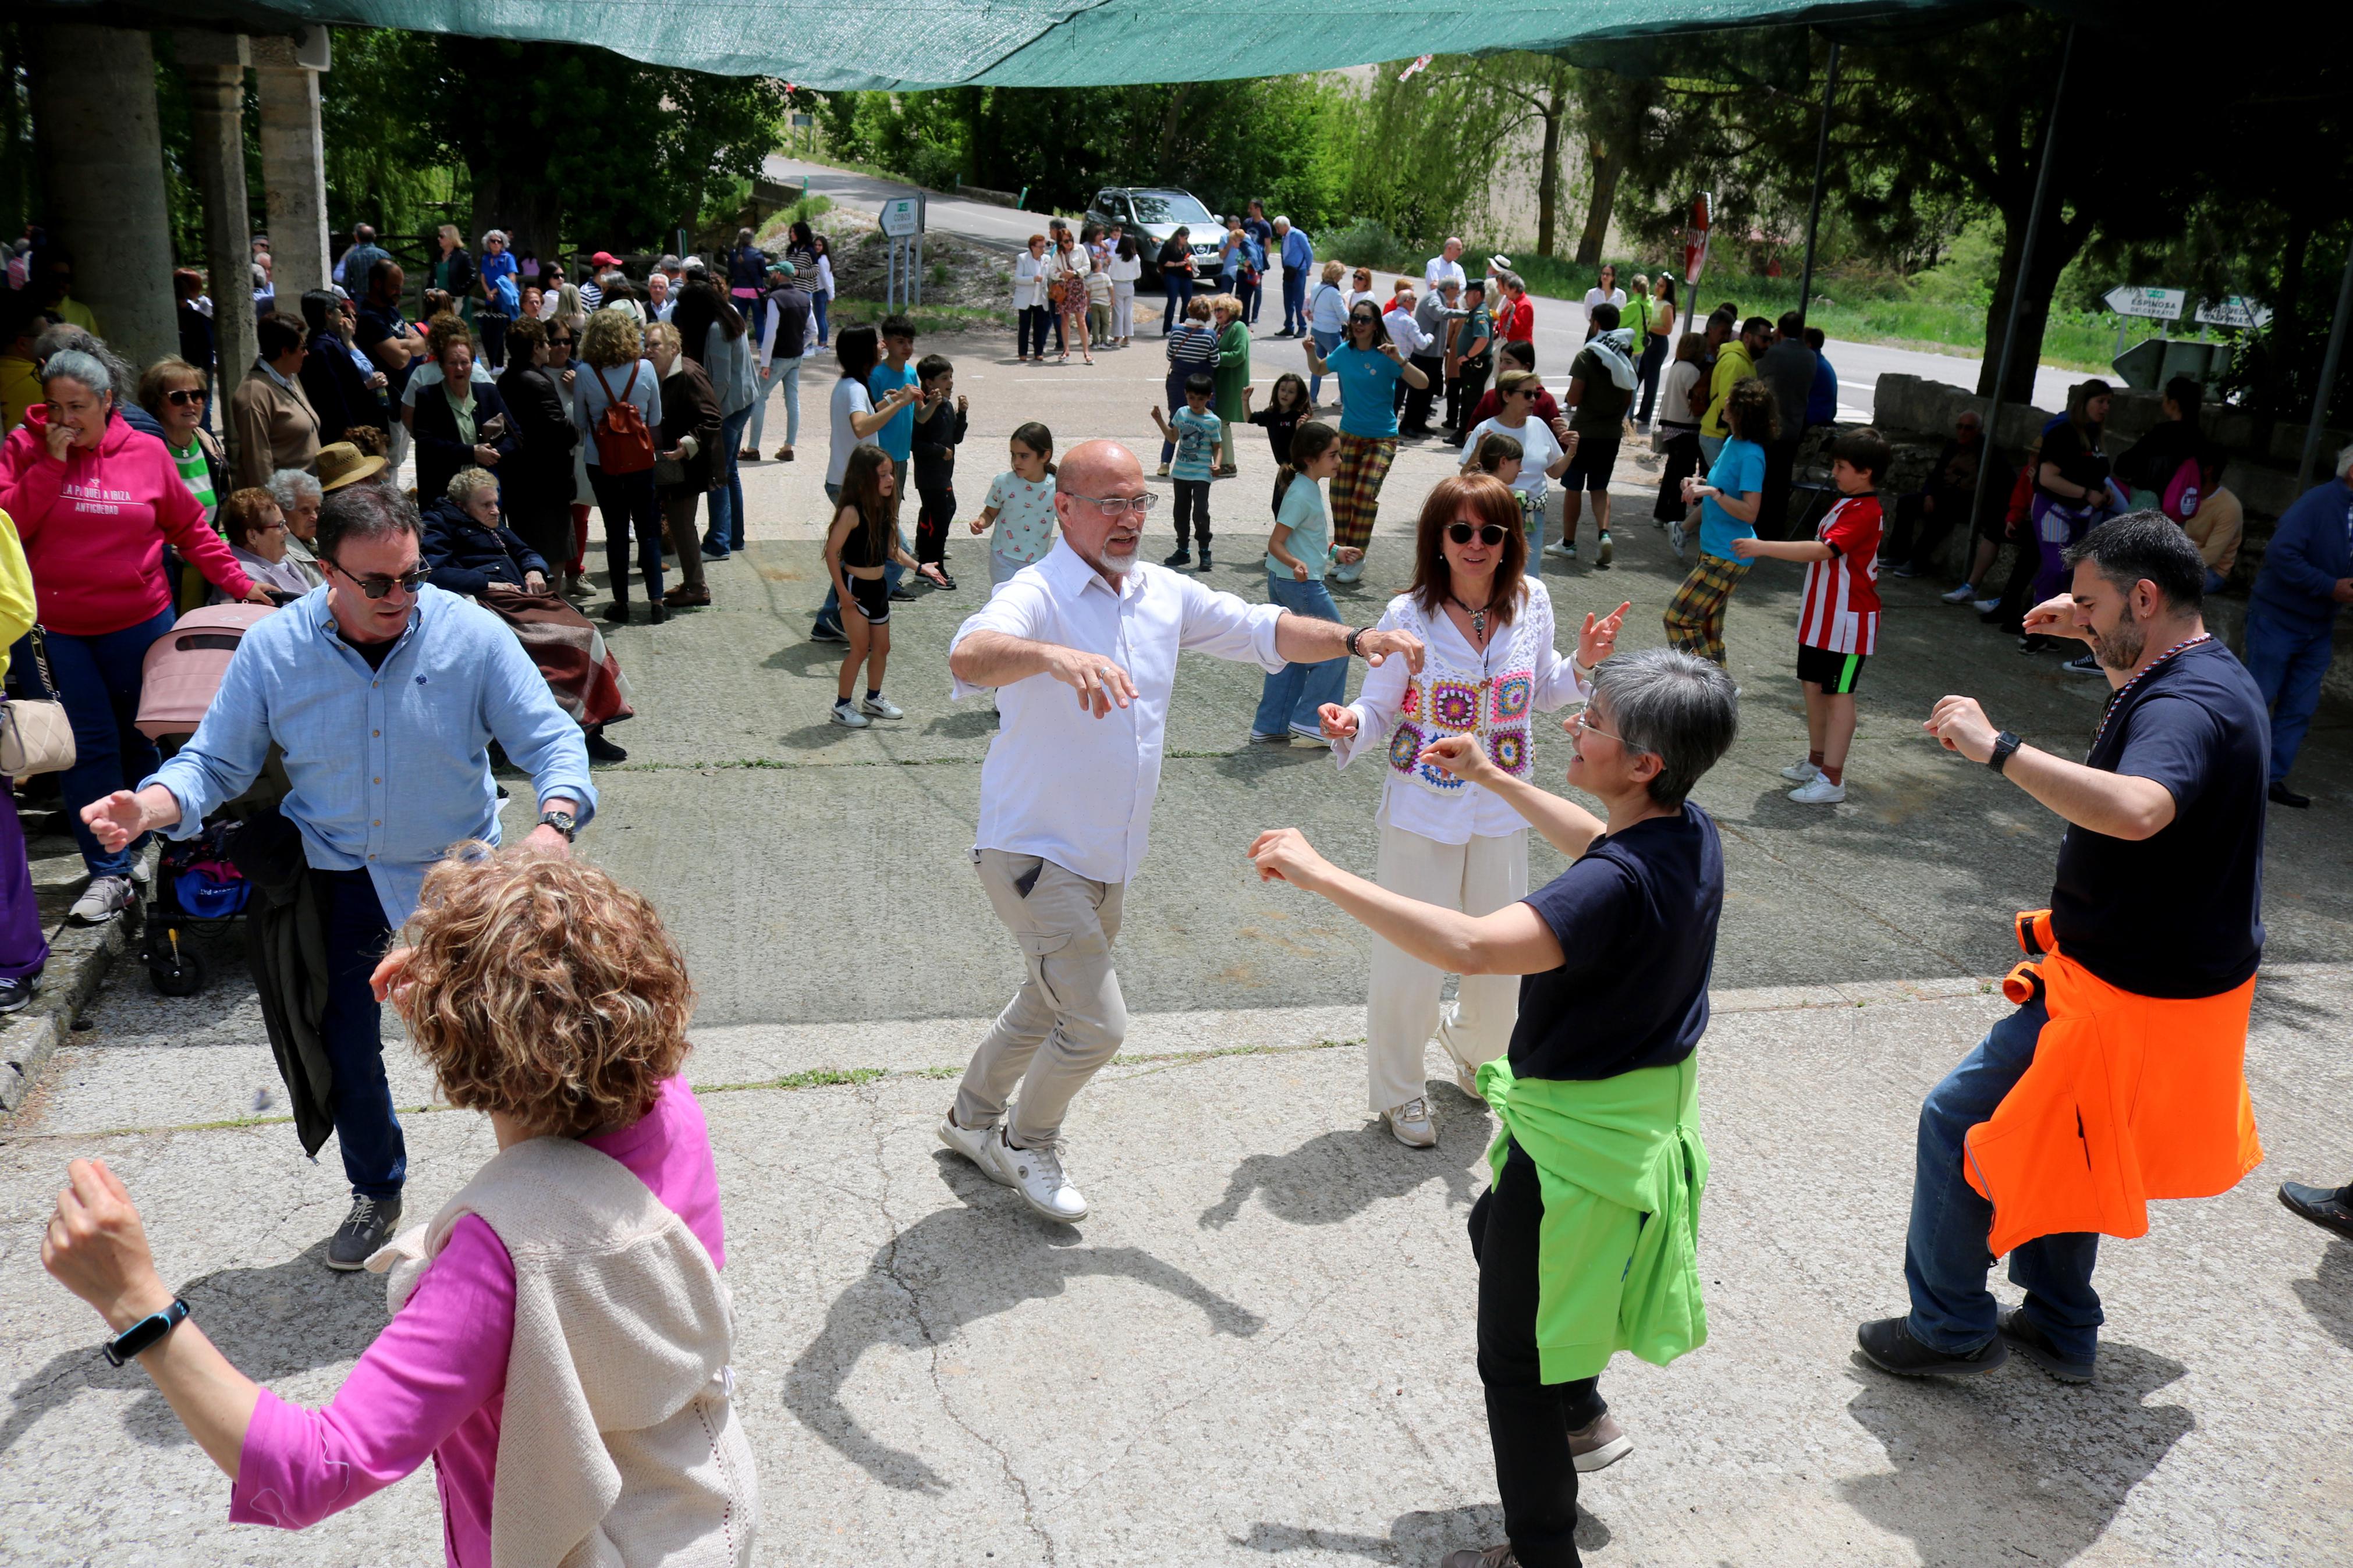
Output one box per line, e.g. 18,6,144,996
174,31,257,408
23,23,176,369
253,34,331,304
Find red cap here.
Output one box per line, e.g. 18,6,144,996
591,251,619,266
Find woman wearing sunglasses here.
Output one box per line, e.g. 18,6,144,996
1303,301,1428,583
1315,474,1627,1148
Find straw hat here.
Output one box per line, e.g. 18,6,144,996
315,442,386,493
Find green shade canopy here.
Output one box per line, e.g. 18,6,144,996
220,0,2049,88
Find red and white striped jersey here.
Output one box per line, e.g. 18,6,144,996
1797,494,1884,655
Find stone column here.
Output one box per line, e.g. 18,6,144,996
253,33,331,303
174,30,257,410
23,24,176,369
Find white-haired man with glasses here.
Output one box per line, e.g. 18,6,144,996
938,438,1426,1222
79,482,594,1271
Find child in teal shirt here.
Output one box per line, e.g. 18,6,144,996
1151,372,1222,569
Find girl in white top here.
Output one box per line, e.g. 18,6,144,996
1107,237,1143,346
1317,473,1626,1147
1582,262,1628,324
970,422,1059,589
1458,369,1577,565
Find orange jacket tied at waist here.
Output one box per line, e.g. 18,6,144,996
1964,909,2262,1258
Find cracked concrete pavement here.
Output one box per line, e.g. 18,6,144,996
3,326,2351,1565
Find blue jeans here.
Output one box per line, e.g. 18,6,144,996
1523,493,1547,573
49,607,175,877
318,867,406,1200
1308,327,1341,403
2241,603,2333,783
1162,272,1194,333
1253,573,1347,737
1903,1000,2103,1365
746,355,803,451
1282,271,1308,334
812,292,830,346
708,404,755,550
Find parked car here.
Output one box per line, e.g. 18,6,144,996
1084,187,1226,290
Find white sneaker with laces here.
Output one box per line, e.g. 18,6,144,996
860,692,904,718
1667,520,1686,559
1971,597,2001,616
937,1113,1010,1183
830,698,870,728
1789,774,1846,804
69,875,134,925
1387,1097,1437,1148
1780,758,1821,782
1940,582,1978,605
987,1128,1089,1221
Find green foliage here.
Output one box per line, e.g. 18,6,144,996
1314,219,1421,276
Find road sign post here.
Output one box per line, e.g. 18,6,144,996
879,195,925,310
2102,285,2186,357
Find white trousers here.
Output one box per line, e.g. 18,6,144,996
1365,813,1528,1113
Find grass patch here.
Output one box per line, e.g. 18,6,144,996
831,298,1014,333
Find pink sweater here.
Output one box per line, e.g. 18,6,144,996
0,410,253,634
229,1076,725,1566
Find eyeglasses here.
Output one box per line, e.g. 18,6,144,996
1570,706,1637,749
1446,522,1510,546
1063,492,1159,518
164,388,203,407
323,559,428,599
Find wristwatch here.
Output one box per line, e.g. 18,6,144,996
537,810,579,842
1988,731,2023,775
104,1297,189,1366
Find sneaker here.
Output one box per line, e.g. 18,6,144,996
1940,582,1979,605
1667,520,1686,559
1789,774,1846,805
128,856,152,889
1998,1306,2095,1384
1386,1097,1436,1149
0,974,36,1014
1780,758,1821,782
811,621,847,643
701,544,731,562
69,875,134,926
1568,1410,1634,1473
584,730,629,763
1543,539,1573,557
888,584,919,602
1331,559,1364,584
860,692,904,719
1971,598,2001,617
1286,726,1330,748
1890,563,1923,578
1248,730,1290,744
937,1112,1010,1183
986,1127,1089,1222
829,698,871,728
2062,652,2103,675
1198,548,1213,571
1156,463,1171,478
1440,1546,1520,1568
1163,547,1193,567
1452,1057,1482,1098
326,1194,403,1271
1595,532,1613,568
1855,1314,2008,1377
935,571,959,591
2280,1179,2353,1241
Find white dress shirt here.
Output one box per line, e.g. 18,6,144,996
1425,256,1469,296
950,539,1286,884
1385,308,1431,358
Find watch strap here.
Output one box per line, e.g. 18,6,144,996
104,1297,189,1366
1346,627,1366,659
1988,731,2023,775
538,810,579,842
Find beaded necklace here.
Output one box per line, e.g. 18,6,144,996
2090,631,2209,750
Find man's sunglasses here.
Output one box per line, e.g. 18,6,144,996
324,559,428,599
1447,522,1510,546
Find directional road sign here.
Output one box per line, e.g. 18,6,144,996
2102,285,2186,320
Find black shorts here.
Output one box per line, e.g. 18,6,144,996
1797,642,1866,694
1564,434,1620,493
845,571,890,625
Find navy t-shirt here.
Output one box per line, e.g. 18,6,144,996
1509,802,1723,1082
2051,638,2267,997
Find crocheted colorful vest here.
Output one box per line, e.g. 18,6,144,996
1383,596,1537,795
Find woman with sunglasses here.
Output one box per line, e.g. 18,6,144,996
1303,301,1428,584
1315,474,1626,1147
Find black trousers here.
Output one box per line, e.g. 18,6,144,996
1652,428,1702,522
915,481,956,564
1401,353,1444,433
1760,437,1802,540
587,464,662,602
1471,1136,1605,1568
1172,479,1212,550
1449,355,1492,435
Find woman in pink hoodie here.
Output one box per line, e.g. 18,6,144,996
0,347,266,922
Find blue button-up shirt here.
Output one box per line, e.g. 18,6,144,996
145,585,597,925
1281,227,1313,272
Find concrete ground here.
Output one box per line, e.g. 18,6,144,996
2,327,2350,1566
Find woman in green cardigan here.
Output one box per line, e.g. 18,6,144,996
1250,645,1738,1568
1210,293,1250,477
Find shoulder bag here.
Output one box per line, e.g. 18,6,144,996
0,628,77,778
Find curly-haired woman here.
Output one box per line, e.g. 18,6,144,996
573,305,667,623
40,846,758,1567
1664,375,1773,666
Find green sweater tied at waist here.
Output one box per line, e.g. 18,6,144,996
1477,1054,1710,1383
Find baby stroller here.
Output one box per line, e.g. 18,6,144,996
132,604,278,995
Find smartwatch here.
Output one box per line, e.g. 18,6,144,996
1988,731,2023,776
537,810,579,842
104,1297,189,1366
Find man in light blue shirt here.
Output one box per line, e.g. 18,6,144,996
81,483,595,1268
1274,216,1314,338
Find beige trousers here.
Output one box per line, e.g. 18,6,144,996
1366,812,1528,1113
954,849,1128,1147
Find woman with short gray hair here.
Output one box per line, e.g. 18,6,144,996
266,468,327,586
1248,643,1736,1568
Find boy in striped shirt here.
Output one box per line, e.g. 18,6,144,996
1733,428,1891,803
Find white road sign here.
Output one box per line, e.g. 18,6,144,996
2102,285,2186,320
879,197,922,238
2195,296,2272,330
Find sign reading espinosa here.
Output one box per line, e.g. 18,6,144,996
2195,295,2272,330
2102,285,2187,320
879,197,923,238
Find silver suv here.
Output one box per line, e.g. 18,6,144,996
1085,187,1226,288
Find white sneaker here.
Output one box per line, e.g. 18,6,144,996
829,698,871,728
860,692,904,719
1780,758,1820,782
1386,1097,1437,1148
1544,540,1572,558
987,1127,1089,1222
1939,582,1978,605
1789,775,1847,804
69,874,134,925
937,1113,1010,1183
1286,726,1331,748
1667,520,1687,559
1971,598,2001,616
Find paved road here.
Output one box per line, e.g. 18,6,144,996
766,154,2084,421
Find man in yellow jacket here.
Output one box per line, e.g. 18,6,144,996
1699,314,1765,464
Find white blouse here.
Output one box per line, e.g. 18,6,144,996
1330,578,1588,844
1013,252,1044,314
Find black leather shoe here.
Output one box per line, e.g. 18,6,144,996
1998,1306,2095,1383
2280,1180,2353,1242
326,1194,403,1271
1855,1314,2007,1377
2269,780,2311,809
603,600,629,625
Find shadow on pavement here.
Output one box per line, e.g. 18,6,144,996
1232,1501,1610,1560
785,1182,1266,1494
2291,1239,2353,1353
1199,1085,1492,1231
1837,1339,2191,1565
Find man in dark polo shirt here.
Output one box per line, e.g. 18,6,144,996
1859,512,2268,1385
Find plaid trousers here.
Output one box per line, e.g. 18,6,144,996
1663,553,1751,665
1330,432,1398,552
